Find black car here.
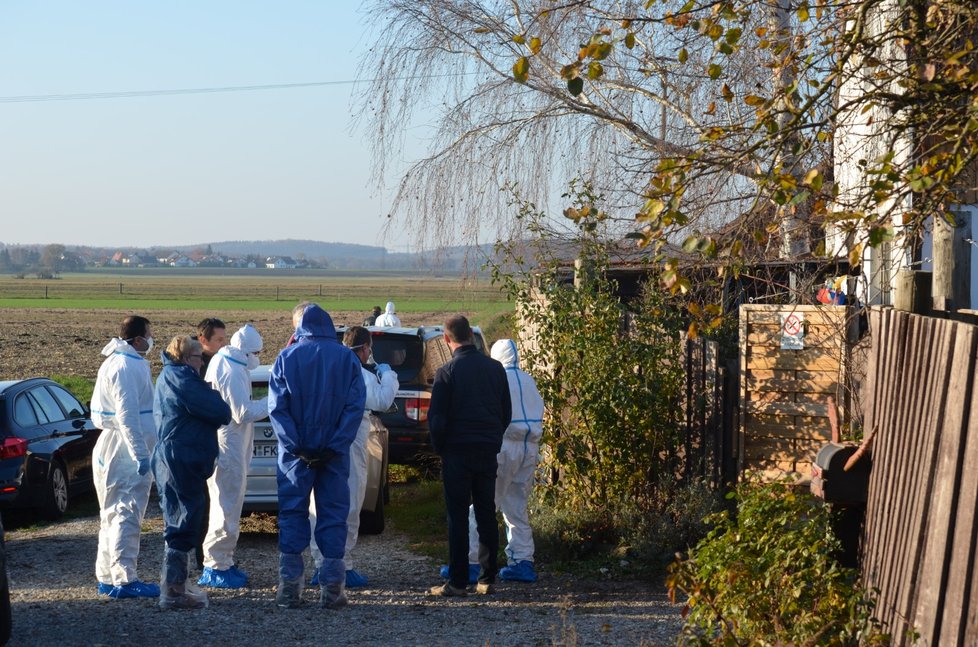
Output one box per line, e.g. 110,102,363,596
0,378,101,519
368,325,485,465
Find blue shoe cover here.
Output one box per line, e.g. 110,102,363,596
345,569,369,588
109,580,161,598
310,571,320,586
229,565,248,584
499,560,537,583
96,582,113,596
438,564,479,584
197,566,247,589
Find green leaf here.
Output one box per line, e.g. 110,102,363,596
708,63,723,80
567,77,584,96
797,3,810,21
625,32,636,49
587,61,604,80
682,236,700,253
513,56,530,83
529,36,542,54
512,34,526,44
678,48,688,63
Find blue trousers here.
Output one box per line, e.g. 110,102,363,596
441,447,499,588
277,451,350,579
153,442,215,553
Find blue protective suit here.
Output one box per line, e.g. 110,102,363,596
269,305,366,581
153,351,232,553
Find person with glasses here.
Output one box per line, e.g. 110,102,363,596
152,336,232,610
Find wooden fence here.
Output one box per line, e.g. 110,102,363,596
861,307,978,645
738,304,848,478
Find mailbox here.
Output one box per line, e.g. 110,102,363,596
810,442,871,504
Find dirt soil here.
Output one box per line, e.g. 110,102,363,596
0,307,453,380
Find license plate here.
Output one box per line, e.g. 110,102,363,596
253,442,277,458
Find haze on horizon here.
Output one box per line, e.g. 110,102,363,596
0,2,420,253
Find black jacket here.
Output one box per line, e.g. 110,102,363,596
428,344,512,454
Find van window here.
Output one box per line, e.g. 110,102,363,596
371,335,424,383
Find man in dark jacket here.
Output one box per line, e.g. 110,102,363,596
427,315,511,596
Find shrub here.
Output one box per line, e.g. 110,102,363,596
667,477,888,646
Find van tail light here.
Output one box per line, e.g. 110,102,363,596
405,398,430,422
0,437,28,460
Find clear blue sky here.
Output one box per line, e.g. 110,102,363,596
0,1,413,250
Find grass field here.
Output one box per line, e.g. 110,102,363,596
0,271,512,321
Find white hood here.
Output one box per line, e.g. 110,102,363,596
101,337,135,357
231,323,263,354
490,339,520,370
384,301,396,315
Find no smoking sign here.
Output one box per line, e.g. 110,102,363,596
780,312,805,350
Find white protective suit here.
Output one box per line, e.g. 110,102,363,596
202,324,269,570
468,339,544,565
91,338,157,586
311,363,398,569
373,301,401,328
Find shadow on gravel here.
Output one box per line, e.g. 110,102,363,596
2,501,684,646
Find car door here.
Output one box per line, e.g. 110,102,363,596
24,385,89,487
45,384,98,487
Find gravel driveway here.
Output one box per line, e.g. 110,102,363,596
3,496,682,647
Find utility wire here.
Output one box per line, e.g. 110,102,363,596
0,73,475,104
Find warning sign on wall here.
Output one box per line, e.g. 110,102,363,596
780,312,806,350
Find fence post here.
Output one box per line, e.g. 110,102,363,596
276,287,279,301
119,283,123,295
45,286,48,299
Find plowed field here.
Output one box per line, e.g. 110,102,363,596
0,307,453,380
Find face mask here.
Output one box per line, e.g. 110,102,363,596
246,353,260,371
137,336,154,355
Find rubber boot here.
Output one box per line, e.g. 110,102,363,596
160,547,208,610
276,577,304,609
276,552,305,608
319,557,348,610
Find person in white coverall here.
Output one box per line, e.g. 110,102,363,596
197,323,269,589
310,325,399,588
373,301,401,327
91,315,161,599
442,338,544,585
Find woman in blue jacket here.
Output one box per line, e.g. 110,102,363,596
153,336,232,610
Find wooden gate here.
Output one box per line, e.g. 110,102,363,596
738,304,848,477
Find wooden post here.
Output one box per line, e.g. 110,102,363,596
932,211,972,313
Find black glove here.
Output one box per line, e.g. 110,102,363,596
295,448,337,469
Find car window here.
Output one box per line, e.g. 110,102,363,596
28,387,68,423
47,385,86,419
252,382,269,401
12,393,39,427
371,334,424,383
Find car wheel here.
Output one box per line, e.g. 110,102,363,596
41,463,69,520
358,488,385,535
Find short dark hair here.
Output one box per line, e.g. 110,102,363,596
372,306,382,315
443,315,473,344
197,317,226,341
343,326,371,349
120,315,150,340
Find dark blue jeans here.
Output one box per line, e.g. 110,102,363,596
441,446,499,588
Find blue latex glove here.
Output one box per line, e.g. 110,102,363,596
375,363,393,377
136,457,150,476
